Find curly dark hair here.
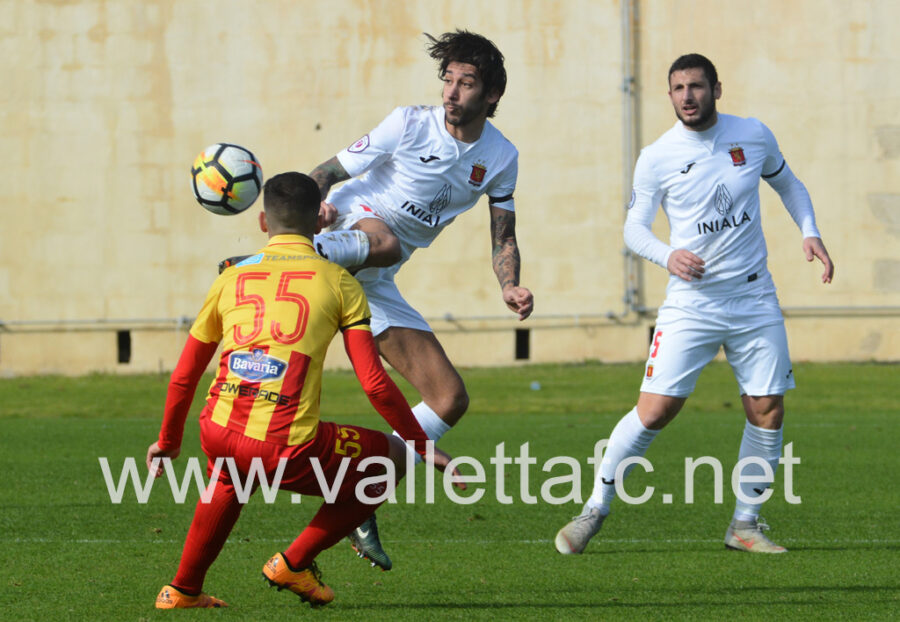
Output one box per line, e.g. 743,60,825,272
425,29,506,118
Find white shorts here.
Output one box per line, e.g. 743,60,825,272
331,203,431,337
640,290,795,398
352,264,431,336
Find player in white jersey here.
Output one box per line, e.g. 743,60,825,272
555,53,834,556
309,30,534,569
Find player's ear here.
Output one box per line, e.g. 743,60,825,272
258,210,268,233
713,81,722,100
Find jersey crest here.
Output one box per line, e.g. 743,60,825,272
728,145,747,166
468,162,487,186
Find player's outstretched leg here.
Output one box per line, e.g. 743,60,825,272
555,502,607,554
724,517,787,553
262,553,335,607
348,514,392,570
556,407,659,555
155,585,227,609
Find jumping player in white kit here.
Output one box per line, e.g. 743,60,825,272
555,53,834,555
309,30,534,569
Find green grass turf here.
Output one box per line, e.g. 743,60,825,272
0,362,898,620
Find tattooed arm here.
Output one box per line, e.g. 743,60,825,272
490,203,534,320
309,156,352,230
309,156,351,198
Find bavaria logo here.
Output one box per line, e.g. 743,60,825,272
229,349,287,382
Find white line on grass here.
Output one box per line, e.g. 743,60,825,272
7,537,900,545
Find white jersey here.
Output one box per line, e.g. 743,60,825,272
328,105,518,250
626,114,820,297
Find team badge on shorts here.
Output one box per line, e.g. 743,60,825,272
728,145,747,166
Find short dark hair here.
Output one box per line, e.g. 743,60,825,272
668,53,718,89
425,29,506,117
262,172,320,234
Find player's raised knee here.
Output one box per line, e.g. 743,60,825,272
366,232,402,267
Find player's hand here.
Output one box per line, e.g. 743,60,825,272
146,441,180,478
503,285,534,320
667,249,706,281
317,201,338,233
424,445,467,490
803,236,834,284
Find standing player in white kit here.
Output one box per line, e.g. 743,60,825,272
555,53,834,555
309,30,534,569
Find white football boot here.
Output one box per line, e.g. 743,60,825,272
555,504,607,554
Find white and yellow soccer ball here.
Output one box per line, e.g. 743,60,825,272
190,143,263,215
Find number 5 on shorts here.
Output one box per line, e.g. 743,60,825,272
650,330,663,358
335,426,362,458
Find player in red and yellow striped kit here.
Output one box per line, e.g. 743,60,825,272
147,172,461,609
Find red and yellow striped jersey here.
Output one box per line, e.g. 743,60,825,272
190,234,370,446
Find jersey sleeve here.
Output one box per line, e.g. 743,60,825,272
756,120,821,238
337,270,372,330
160,278,225,450
157,335,219,451
763,160,821,238
342,328,429,456
487,145,518,212
624,149,674,269
189,276,226,344
336,106,407,178
756,119,785,177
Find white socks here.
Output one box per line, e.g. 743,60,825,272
588,407,659,514
732,421,783,522
584,408,782,522
395,402,451,464
313,230,370,268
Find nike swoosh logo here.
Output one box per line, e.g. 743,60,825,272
357,528,370,538
601,478,615,485
419,155,440,163
680,162,695,174
733,533,755,549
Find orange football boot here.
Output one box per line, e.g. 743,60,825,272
155,584,227,608
262,553,335,607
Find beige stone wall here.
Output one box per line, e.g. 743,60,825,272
1,0,897,376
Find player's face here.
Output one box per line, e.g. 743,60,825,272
441,61,498,135
668,68,721,131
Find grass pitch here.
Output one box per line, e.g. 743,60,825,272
0,362,897,620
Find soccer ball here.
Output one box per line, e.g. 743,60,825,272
190,143,263,215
